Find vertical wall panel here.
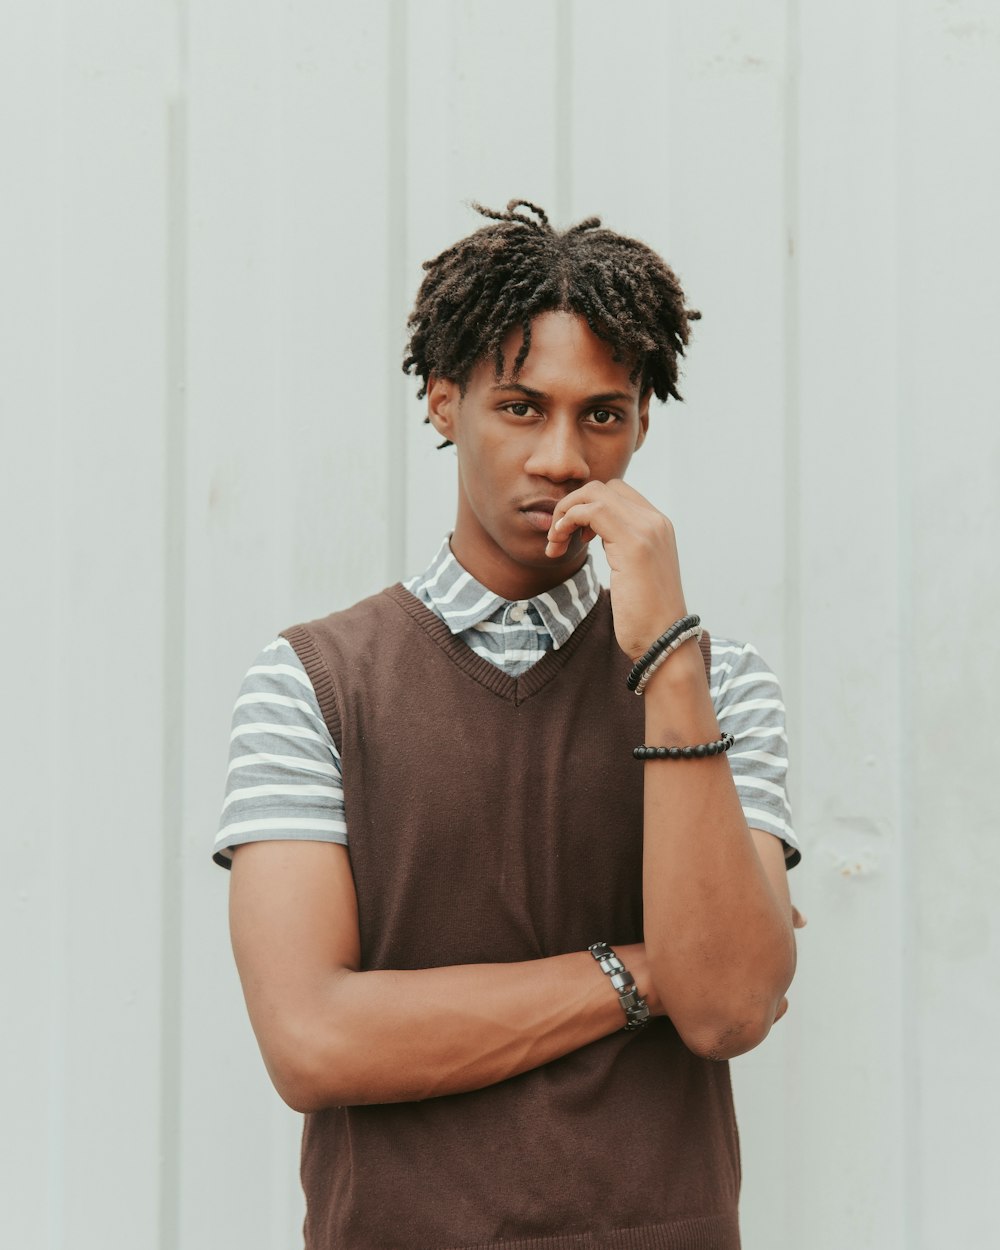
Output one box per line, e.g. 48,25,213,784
1,2,63,1243
900,2,1000,1245
2,2,177,1245
58,0,172,1236
793,3,907,1247
181,3,395,1245
657,0,791,665
182,6,291,1243
276,1,396,610
5,4,1000,1248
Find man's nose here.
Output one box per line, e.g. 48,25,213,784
524,417,589,483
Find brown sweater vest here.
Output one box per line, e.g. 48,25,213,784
283,587,741,1250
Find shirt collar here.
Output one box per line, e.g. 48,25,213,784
411,536,600,650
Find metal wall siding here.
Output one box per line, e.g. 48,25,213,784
3,2,998,1248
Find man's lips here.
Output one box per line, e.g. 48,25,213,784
519,500,559,533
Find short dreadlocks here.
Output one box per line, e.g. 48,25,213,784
403,199,700,443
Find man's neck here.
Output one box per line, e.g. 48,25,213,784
448,534,589,602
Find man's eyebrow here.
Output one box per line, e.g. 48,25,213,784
489,383,548,399
583,391,634,405
489,383,634,404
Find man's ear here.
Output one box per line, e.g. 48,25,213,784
635,388,652,451
426,376,461,443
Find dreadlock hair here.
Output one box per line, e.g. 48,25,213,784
402,199,701,446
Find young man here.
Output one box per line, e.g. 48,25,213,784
215,200,801,1250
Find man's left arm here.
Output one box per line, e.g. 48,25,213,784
547,480,797,1060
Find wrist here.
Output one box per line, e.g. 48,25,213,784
640,635,705,685
641,636,711,699
627,608,689,664
616,943,663,1017
587,942,650,1031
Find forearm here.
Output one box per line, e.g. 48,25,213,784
640,643,796,1058
256,944,650,1112
230,841,657,1114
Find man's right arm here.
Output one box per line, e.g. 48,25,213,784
228,838,655,1111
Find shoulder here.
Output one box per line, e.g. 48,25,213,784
214,637,345,868
284,586,403,635
279,587,431,738
707,636,785,706
227,635,331,747
281,585,418,656
706,633,788,743
234,635,318,706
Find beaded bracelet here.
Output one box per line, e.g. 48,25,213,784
625,614,701,692
633,733,734,761
633,624,704,695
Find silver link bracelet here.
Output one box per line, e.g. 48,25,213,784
587,941,650,1031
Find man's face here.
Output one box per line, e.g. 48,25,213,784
427,310,649,600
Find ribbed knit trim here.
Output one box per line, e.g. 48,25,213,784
439,1213,739,1250
698,630,712,683
384,583,606,705
281,623,343,745
284,600,712,735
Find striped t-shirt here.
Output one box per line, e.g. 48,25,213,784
214,538,799,867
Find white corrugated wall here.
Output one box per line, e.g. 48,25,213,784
3,2,998,1247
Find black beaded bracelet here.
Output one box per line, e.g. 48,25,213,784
625,614,701,692
633,733,734,761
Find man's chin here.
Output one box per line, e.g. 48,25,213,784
516,533,587,571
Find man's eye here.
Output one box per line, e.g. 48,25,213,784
590,409,619,425
507,403,532,417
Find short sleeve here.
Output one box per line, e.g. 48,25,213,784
710,637,800,869
212,637,348,868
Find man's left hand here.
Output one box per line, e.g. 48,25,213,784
545,479,687,660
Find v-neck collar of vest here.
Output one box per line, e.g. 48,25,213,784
385,583,606,705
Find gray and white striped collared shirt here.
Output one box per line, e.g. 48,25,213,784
214,539,798,866
402,535,600,675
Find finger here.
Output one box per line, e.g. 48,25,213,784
545,501,612,558
791,906,807,929
548,494,640,545
772,996,789,1023
602,479,680,546
547,480,648,542
548,501,600,538
544,521,596,559
548,481,608,532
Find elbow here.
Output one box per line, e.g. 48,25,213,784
671,967,795,1060
266,1045,340,1114
274,1069,337,1115
253,971,380,1112
649,932,796,1062
271,1051,376,1114
265,1025,415,1112
272,1055,429,1113
677,1010,776,1062
657,970,794,1062
260,1018,363,1113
